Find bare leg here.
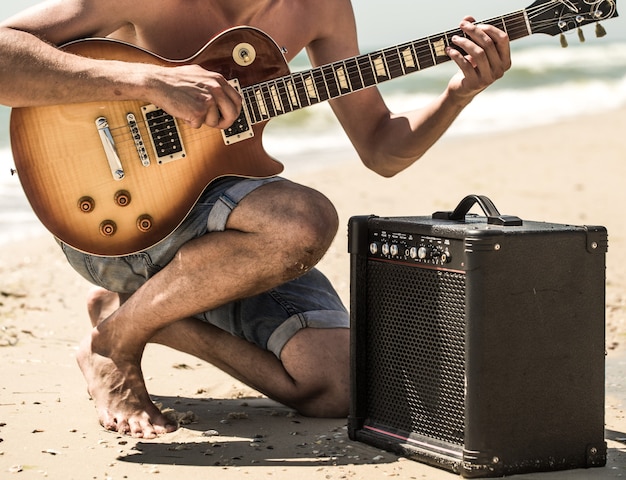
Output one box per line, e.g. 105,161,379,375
87,289,349,417
76,180,341,437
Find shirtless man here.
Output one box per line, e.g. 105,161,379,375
0,0,511,438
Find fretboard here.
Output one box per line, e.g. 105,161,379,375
241,10,530,125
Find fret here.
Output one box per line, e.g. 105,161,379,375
429,36,449,65
322,64,342,98
371,54,389,80
502,12,530,41
312,68,330,102
414,38,435,70
384,47,403,80
252,87,270,119
261,83,279,118
282,78,300,110
336,63,351,92
491,16,506,34
275,78,295,113
357,55,375,88
243,88,262,123
399,43,419,73
267,81,284,115
344,58,364,91
303,73,320,104
292,73,312,108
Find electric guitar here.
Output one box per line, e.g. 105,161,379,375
10,0,618,256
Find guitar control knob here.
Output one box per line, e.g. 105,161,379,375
114,190,131,207
78,196,95,213
99,220,117,237
136,214,153,233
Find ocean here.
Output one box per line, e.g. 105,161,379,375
1,2,625,245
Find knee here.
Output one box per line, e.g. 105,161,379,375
295,379,350,418
281,328,350,418
288,186,338,246
275,185,339,275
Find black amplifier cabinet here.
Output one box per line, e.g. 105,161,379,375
348,195,607,478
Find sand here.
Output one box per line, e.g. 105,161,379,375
1,107,626,479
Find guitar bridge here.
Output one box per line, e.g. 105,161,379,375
222,78,254,145
141,104,187,164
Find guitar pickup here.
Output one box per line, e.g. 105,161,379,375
141,104,186,164
222,78,254,145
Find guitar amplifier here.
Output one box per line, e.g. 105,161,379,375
347,195,607,478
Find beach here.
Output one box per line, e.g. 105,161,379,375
2,107,626,479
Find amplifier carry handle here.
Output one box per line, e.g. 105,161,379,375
432,194,523,226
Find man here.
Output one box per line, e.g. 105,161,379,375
0,0,511,438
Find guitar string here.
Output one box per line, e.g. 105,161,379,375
103,2,603,165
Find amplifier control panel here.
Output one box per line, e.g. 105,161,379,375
368,229,465,271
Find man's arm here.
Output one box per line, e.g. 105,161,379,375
0,0,242,129
308,7,511,178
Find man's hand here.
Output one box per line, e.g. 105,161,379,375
446,16,511,102
147,64,243,129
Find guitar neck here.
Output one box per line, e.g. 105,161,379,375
241,10,530,125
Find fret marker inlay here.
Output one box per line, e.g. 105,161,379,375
304,76,317,99
254,90,268,116
335,66,350,90
401,48,416,69
433,38,447,57
373,56,388,78
269,85,282,113
286,80,299,107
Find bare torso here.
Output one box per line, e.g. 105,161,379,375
105,0,334,63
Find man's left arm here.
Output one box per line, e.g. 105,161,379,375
319,18,511,177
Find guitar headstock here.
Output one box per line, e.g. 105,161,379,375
526,0,618,40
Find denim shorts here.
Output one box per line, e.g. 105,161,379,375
59,176,348,358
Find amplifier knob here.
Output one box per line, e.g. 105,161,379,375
390,244,399,256
418,246,430,259
382,243,390,256
410,247,418,259
369,242,379,255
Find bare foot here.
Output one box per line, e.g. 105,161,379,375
76,329,178,438
81,287,177,437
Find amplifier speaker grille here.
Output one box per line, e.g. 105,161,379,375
365,260,466,445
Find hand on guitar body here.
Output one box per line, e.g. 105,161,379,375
146,63,243,129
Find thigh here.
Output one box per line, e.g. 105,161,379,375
195,267,349,358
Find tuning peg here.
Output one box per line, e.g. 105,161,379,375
560,33,569,48
596,22,607,38
578,28,586,43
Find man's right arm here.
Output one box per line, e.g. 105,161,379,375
0,0,242,129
